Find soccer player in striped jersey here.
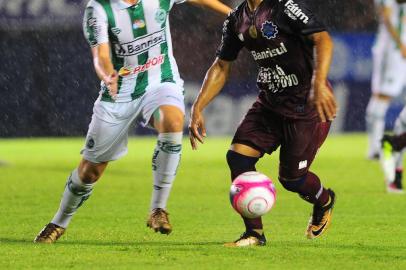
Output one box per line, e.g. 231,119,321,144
366,0,406,160
381,109,406,193
34,0,231,243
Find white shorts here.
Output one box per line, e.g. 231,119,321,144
372,48,406,97
81,82,185,163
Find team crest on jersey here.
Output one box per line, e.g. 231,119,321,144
133,19,146,29
261,21,278,40
86,137,95,149
155,8,167,24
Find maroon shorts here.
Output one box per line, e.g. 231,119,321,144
232,101,331,179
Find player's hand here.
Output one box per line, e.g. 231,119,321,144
104,70,119,99
188,106,207,150
313,80,337,122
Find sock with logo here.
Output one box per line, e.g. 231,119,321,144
150,132,182,210
279,171,329,206
51,168,94,228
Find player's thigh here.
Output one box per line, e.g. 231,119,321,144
371,45,388,93
232,101,281,155
81,99,142,163
279,120,331,179
230,143,262,158
141,82,185,132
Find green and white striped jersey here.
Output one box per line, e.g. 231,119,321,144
374,0,406,50
83,0,186,102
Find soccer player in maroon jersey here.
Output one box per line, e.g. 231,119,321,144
189,0,337,246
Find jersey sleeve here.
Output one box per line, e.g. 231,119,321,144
216,13,244,61
279,0,326,36
382,0,395,6
172,0,188,4
83,0,109,47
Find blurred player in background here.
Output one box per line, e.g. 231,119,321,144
366,0,406,160
34,0,231,243
381,118,406,193
189,0,337,246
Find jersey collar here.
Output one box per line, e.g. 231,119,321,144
115,0,140,10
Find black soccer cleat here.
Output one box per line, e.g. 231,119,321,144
224,230,266,247
306,189,335,239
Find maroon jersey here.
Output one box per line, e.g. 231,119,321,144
217,0,327,120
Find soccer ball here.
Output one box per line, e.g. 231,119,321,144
230,171,276,218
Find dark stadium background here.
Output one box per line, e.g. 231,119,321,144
1,0,399,137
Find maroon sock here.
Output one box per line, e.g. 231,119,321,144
226,150,262,231
393,133,406,151
298,172,329,206
242,216,263,231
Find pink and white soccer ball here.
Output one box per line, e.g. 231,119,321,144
230,171,276,218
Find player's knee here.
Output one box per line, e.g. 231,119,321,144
159,107,184,132
278,174,306,192
78,159,107,184
226,150,258,180
78,165,104,184
162,118,184,132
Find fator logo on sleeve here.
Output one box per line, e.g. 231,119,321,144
111,27,121,35
85,7,98,46
283,0,309,24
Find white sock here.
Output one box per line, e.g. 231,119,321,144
150,132,182,210
51,169,94,228
366,97,389,156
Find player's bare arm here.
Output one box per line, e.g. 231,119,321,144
91,43,118,98
187,0,231,15
310,31,337,122
189,58,232,149
381,4,406,58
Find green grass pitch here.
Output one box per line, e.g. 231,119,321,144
0,134,405,269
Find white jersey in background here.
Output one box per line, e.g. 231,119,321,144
367,0,406,159
83,0,186,102
372,0,406,95
374,0,406,52
374,0,392,51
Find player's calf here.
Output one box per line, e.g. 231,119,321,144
148,132,182,234
226,150,264,234
279,172,335,238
